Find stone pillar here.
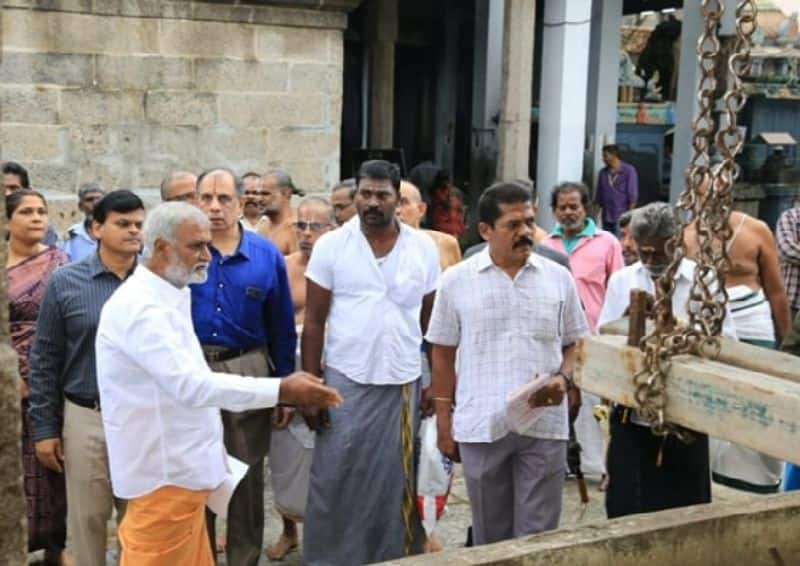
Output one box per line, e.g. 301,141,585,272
669,1,704,202
470,0,505,208
584,0,623,195
365,0,398,148
495,0,535,182
0,162,26,562
535,0,592,230
434,0,460,175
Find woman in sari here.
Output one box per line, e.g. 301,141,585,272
7,189,70,565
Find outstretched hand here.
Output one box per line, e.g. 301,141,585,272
279,371,343,410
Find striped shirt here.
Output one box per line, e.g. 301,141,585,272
28,252,134,442
776,207,800,312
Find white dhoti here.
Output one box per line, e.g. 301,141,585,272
711,286,783,493
573,392,606,478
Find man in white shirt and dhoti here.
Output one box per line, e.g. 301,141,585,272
95,202,341,566
598,202,737,518
301,160,440,564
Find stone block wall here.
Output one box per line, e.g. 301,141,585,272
0,0,349,204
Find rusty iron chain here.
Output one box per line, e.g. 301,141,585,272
632,0,757,437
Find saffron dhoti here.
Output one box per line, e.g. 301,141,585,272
118,486,213,566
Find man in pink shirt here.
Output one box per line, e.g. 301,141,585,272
544,181,624,480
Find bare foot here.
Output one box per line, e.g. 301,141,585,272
265,533,299,561
216,534,226,554
599,474,609,492
43,550,73,566
423,534,443,553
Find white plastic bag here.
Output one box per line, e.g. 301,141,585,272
416,415,454,536
269,414,314,520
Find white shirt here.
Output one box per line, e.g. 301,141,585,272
597,259,737,338
241,215,269,232
306,217,440,385
96,266,281,499
597,259,737,426
425,248,589,443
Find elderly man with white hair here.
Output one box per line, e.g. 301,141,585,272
95,202,341,566
597,201,736,519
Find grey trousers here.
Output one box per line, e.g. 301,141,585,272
460,433,567,545
204,348,272,566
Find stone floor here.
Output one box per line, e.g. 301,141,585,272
245,464,752,565
29,463,755,565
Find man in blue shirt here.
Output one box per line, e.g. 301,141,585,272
192,168,296,566
60,181,105,262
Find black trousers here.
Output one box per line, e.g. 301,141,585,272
605,405,710,519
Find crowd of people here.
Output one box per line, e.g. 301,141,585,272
2,151,800,566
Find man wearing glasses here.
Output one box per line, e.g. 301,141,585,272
193,168,296,566
265,196,335,561
240,172,270,233
160,170,198,205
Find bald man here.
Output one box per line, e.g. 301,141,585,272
160,170,198,204
258,170,300,255
266,197,335,561
397,181,462,270
285,198,336,324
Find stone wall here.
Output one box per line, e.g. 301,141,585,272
0,0,350,205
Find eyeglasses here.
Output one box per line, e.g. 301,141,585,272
293,221,330,233
243,190,269,197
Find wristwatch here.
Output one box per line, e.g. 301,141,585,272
556,371,575,390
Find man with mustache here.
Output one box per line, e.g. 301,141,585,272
619,210,639,266
302,160,440,564
95,202,341,565
597,202,736,518
29,190,145,566
594,144,639,236
193,168,297,566
544,181,624,483
463,179,569,269
426,181,588,545
330,178,357,226
240,172,270,233
258,169,302,255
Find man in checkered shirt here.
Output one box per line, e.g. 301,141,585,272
777,205,800,321
426,181,589,545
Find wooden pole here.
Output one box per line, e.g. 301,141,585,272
626,289,649,348
598,318,800,383
576,335,800,464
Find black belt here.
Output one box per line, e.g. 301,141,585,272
203,347,254,363
65,392,101,412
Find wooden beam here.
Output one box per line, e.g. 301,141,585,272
575,335,800,464
598,318,800,383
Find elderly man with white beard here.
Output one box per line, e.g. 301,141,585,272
95,202,341,566
597,201,736,518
